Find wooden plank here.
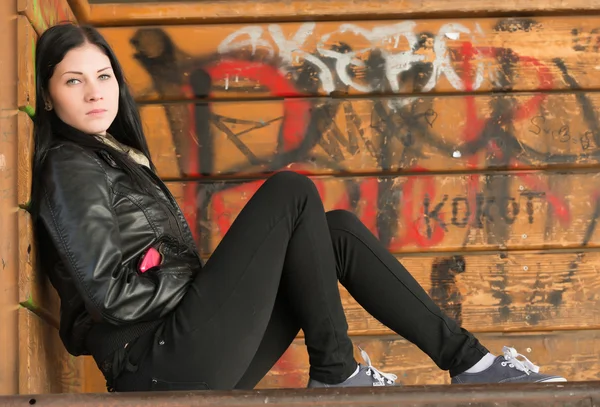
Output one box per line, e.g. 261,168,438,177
338,251,600,335
0,0,20,394
18,308,83,394
17,112,33,206
17,16,36,112
6,384,600,407
167,171,600,255
143,93,600,179
66,0,89,23
17,0,77,35
256,329,600,388
87,0,600,26
18,209,60,329
101,16,600,101
82,356,106,393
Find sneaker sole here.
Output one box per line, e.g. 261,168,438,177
538,377,568,383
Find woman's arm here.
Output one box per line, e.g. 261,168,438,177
39,145,192,325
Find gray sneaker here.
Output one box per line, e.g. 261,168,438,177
307,347,398,388
451,346,567,384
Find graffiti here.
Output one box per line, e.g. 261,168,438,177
429,256,466,325
571,28,600,52
217,21,491,94
127,18,600,325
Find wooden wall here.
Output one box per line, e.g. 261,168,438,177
12,0,600,395
13,0,91,395
1,0,20,396
92,11,600,389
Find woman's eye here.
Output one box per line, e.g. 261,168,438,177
66,78,81,85
99,74,111,80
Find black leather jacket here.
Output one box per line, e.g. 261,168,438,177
36,141,202,361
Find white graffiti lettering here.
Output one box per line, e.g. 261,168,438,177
217,21,487,94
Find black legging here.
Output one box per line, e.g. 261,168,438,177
113,171,488,391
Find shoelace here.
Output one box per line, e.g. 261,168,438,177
358,346,398,386
501,346,540,375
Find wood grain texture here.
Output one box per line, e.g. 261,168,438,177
17,0,76,35
18,210,60,329
100,16,600,101
167,171,600,255
18,308,83,394
17,112,33,206
66,0,89,22
339,251,600,335
1,0,20,394
17,16,36,111
81,356,106,393
141,93,600,180
87,0,600,26
256,329,600,388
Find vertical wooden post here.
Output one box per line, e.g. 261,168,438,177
0,0,20,396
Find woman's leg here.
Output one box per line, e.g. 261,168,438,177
140,171,357,390
325,209,487,376
233,290,301,390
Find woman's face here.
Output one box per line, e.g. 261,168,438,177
47,42,119,135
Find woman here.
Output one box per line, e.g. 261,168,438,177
30,23,566,392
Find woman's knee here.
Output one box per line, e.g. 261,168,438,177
265,171,318,196
326,209,362,231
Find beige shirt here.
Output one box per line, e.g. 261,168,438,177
96,132,151,169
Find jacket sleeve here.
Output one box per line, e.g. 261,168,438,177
38,146,192,325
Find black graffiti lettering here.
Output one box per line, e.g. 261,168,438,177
423,193,448,237
474,193,485,228
451,197,470,227
520,191,546,224
528,115,545,135
571,28,600,52
473,193,497,227
424,109,438,128
554,125,571,142
452,195,521,227
502,196,520,224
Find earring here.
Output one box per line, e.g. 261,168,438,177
44,100,53,111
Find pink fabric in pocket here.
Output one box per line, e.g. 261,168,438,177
138,247,162,273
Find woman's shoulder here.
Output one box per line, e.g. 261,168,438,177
44,141,106,167
41,141,108,182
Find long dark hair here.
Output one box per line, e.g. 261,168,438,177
29,23,157,220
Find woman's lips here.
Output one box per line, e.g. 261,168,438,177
87,109,107,116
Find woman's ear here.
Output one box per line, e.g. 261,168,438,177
42,90,53,111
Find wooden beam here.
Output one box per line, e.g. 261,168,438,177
17,16,36,112
17,0,77,36
87,0,600,26
4,381,600,406
0,0,21,396
66,0,89,23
